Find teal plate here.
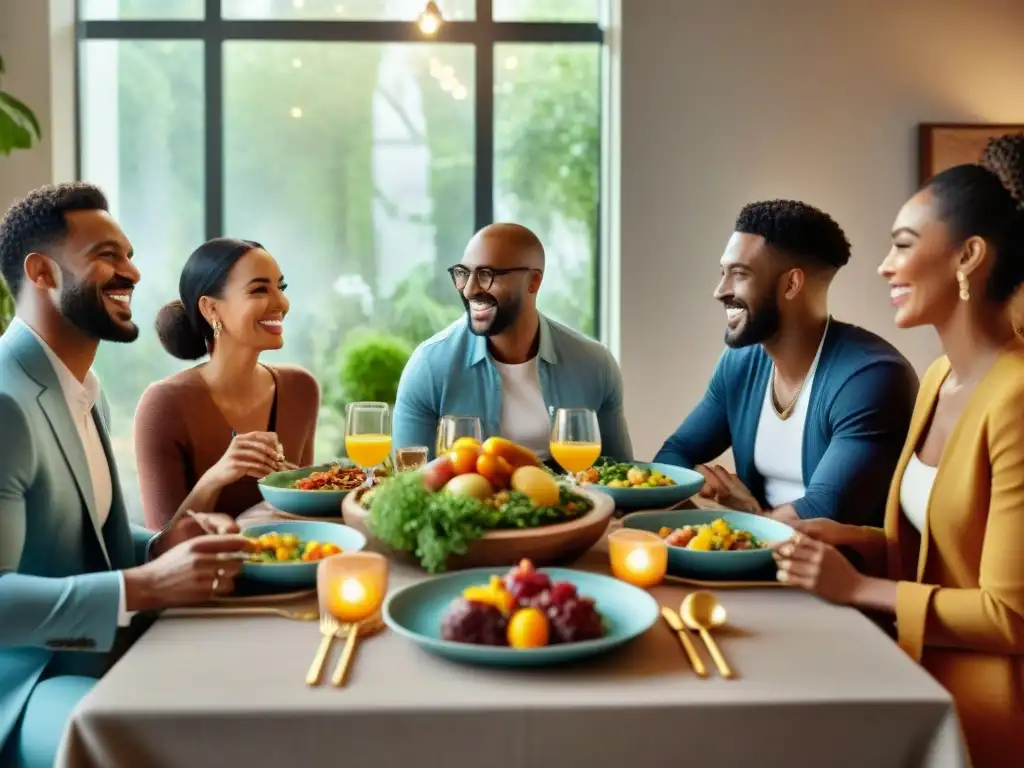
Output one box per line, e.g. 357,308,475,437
258,463,361,517
621,509,794,579
240,520,366,588
584,462,705,510
383,567,659,667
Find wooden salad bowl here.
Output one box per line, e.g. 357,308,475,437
341,485,615,572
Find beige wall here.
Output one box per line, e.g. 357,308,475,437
618,0,1024,460
0,0,75,209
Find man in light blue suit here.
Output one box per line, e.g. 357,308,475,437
0,183,255,768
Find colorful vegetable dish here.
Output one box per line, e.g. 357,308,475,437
578,458,677,488
657,518,765,551
364,437,593,573
440,559,604,647
245,531,343,563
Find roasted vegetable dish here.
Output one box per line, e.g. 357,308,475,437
657,518,764,551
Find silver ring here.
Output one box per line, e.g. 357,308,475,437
211,568,225,593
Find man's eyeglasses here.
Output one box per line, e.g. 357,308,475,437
447,265,538,291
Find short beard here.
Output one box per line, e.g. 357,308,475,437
462,294,520,337
59,275,139,343
724,296,781,349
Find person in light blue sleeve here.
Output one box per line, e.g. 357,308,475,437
655,200,918,527
0,183,254,768
393,222,632,463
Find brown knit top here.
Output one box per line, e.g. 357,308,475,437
133,363,320,529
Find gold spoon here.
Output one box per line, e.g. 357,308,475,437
680,591,734,679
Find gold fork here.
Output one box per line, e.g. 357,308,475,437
330,620,363,687
164,606,319,620
306,614,340,686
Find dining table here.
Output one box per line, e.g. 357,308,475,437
57,502,967,768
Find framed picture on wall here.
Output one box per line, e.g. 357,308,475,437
918,123,1024,185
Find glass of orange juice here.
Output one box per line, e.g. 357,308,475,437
345,401,392,488
549,408,601,483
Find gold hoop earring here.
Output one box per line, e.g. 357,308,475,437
956,270,970,302
212,321,223,339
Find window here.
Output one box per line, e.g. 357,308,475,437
77,0,605,519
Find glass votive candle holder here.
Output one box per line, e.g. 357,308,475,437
317,552,389,624
395,446,429,472
608,528,668,588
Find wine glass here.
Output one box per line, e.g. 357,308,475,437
345,402,392,487
435,415,483,456
549,408,601,483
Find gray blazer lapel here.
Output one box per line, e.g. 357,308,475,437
8,324,111,567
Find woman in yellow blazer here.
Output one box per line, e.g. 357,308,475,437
773,133,1024,768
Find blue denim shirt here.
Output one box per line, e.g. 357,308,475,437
393,314,633,461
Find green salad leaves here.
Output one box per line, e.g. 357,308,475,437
364,471,592,573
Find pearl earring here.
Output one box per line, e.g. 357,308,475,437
956,270,970,302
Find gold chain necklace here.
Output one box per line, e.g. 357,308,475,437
771,317,830,421
771,368,802,420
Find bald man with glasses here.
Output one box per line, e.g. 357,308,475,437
393,223,633,463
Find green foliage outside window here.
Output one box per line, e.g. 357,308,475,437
75,0,602,518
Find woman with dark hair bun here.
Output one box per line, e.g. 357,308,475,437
772,134,1024,767
135,237,319,529
982,133,1024,333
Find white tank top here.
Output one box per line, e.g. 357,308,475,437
900,454,938,533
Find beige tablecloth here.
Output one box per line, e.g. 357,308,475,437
58,537,966,768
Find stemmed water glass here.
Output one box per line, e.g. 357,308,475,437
549,408,601,483
435,415,483,456
344,402,392,488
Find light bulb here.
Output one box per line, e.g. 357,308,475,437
290,107,303,118
417,1,443,36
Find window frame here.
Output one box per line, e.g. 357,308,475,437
75,0,607,338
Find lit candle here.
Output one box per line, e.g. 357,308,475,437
318,552,388,624
608,528,668,588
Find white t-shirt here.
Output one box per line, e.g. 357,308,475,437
493,357,551,459
753,325,828,509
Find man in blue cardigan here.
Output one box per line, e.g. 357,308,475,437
655,200,918,526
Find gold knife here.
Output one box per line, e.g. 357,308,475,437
660,606,709,677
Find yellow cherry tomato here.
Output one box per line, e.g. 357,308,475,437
507,607,550,648
476,453,512,490
450,437,482,453
449,446,482,475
